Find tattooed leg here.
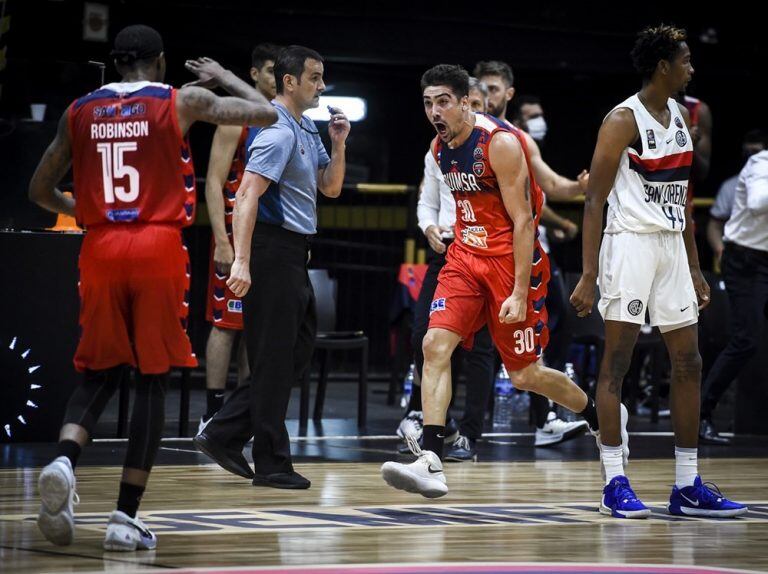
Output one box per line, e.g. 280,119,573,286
661,324,702,449
596,321,641,447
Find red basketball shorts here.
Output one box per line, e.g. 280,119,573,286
428,242,550,372
74,224,198,374
205,234,243,330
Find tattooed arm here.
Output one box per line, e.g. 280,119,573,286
490,131,534,324
28,111,76,216
176,58,277,134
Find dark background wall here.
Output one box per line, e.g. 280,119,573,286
1,1,766,371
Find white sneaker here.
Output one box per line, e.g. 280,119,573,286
396,410,423,440
381,435,448,498
591,403,631,480
103,510,157,551
37,456,79,546
534,412,588,446
197,415,212,436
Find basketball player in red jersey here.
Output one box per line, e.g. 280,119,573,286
201,43,280,433
678,93,713,218
381,65,600,498
28,25,277,551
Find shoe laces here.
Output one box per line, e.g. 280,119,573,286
610,479,640,503
452,434,470,450
407,411,424,430
405,433,425,457
695,481,725,504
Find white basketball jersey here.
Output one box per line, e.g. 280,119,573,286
604,94,693,234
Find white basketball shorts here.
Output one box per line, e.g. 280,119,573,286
598,231,699,333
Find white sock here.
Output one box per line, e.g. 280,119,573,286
675,446,698,488
601,444,625,485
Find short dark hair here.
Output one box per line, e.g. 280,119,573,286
274,45,323,94
251,43,280,69
421,64,469,99
473,60,514,87
744,129,768,148
631,24,688,80
512,94,542,121
111,24,163,68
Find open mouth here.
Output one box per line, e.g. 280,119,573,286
434,121,448,139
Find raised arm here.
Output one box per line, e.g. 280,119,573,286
176,58,277,134
691,101,712,182
318,107,351,198
225,171,272,298
678,103,710,310
524,131,588,201
28,111,76,217
489,131,534,324
205,124,243,274
569,108,637,317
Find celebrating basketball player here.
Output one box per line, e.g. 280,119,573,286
569,24,746,518
381,65,603,498
28,25,277,550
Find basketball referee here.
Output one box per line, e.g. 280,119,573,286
195,45,350,489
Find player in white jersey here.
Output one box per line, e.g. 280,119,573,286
570,24,746,519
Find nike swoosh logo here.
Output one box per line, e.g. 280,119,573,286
436,434,445,439
681,493,699,506
680,306,690,312
427,465,442,474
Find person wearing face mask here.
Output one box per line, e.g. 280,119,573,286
475,61,589,446
699,128,768,445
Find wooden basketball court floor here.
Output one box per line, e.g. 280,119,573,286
1,430,767,574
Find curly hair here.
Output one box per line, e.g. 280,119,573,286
421,64,470,99
631,24,688,80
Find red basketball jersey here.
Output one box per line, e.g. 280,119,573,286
432,113,544,257
68,81,196,228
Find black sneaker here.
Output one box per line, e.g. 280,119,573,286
443,434,477,462
193,433,254,479
252,470,311,489
699,418,731,445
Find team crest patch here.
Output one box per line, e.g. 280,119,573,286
646,129,656,150
675,130,687,147
627,299,644,317
430,298,446,314
472,161,485,177
227,300,243,313
473,146,484,160
675,116,683,128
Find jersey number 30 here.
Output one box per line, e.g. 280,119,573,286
457,199,477,222
513,327,535,355
96,142,140,203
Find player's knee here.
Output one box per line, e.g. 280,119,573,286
671,349,703,380
422,331,454,365
510,363,540,392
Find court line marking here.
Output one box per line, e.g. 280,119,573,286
0,543,175,569
92,431,735,444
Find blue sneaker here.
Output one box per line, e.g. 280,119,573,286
600,475,651,519
668,476,748,517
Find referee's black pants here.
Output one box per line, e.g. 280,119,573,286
701,242,768,419
206,223,316,474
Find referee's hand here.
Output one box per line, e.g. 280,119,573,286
227,259,251,297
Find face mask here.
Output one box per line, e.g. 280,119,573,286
526,116,547,142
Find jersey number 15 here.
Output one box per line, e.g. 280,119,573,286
96,142,140,203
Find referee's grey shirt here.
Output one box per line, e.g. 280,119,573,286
246,101,331,235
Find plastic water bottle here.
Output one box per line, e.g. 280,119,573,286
493,365,513,430
400,363,415,409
